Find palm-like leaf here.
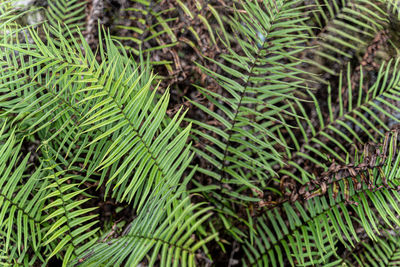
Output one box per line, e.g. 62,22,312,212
115,0,178,59
114,0,225,79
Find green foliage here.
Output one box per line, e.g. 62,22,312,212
304,0,390,81
278,60,400,182
0,3,215,264
114,0,224,78
188,0,400,265
190,0,311,193
245,130,400,266
72,177,216,267
46,0,86,37
346,229,400,266
2,0,400,266
116,0,178,56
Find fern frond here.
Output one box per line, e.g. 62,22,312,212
115,0,178,57
190,0,312,201
0,0,38,36
387,0,400,21
0,131,45,264
114,0,226,81
4,1,400,266
0,19,207,264
278,59,400,183
245,129,400,266
304,0,389,81
346,229,400,266
39,147,99,265
46,0,86,37
73,186,216,266
0,23,193,209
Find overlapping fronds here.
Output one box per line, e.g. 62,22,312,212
0,22,194,206
0,126,99,266
4,0,400,266
278,59,400,184
0,16,214,264
187,0,400,265
73,175,216,266
387,0,400,20
40,148,99,265
0,0,36,35
245,129,400,266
